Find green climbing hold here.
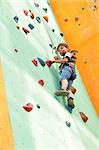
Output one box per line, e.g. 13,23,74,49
37,57,45,67
28,23,34,30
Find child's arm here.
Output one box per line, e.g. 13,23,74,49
52,58,69,64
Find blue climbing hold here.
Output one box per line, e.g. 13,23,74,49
37,57,45,67
13,16,19,23
28,23,34,30
65,121,71,127
66,105,73,113
36,17,41,23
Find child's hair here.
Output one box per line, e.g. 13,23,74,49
57,43,69,51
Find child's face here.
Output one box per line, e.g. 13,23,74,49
58,45,69,56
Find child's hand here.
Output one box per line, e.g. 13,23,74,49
46,60,55,68
54,56,59,60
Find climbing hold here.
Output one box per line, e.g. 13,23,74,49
23,103,33,112
23,10,28,16
28,23,34,30
71,87,77,94
22,27,30,34
65,121,71,127
46,60,54,68
16,26,20,30
14,49,18,53
36,17,41,23
36,104,40,109
43,8,48,13
52,29,55,32
49,44,53,48
37,58,45,67
60,33,64,37
64,18,68,22
78,23,81,26
66,105,73,113
43,16,48,22
32,59,38,66
38,80,44,86
34,3,39,8
84,61,87,64
94,5,97,9
75,17,79,21
53,47,56,50
79,112,88,123
82,7,85,10
30,12,35,19
13,16,19,23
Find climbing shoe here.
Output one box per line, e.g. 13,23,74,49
67,97,75,109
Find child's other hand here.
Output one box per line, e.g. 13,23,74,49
54,56,59,60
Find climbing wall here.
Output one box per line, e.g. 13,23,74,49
50,0,99,116
0,0,99,149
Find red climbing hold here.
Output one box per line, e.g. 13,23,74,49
23,10,28,16
75,17,79,21
38,80,44,86
22,27,30,34
43,16,48,22
79,112,88,123
71,87,77,94
32,59,38,66
23,103,33,112
46,60,54,68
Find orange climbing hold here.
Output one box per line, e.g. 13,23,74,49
23,9,28,16
79,112,88,123
71,87,77,94
23,103,33,112
32,59,38,66
38,80,44,86
43,16,48,22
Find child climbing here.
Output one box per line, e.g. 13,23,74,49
49,43,77,109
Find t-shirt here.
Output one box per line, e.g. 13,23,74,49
59,52,76,71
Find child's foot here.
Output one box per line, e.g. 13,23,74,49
55,89,69,96
67,97,75,109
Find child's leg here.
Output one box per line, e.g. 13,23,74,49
67,80,75,108
60,66,72,91
61,79,68,91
